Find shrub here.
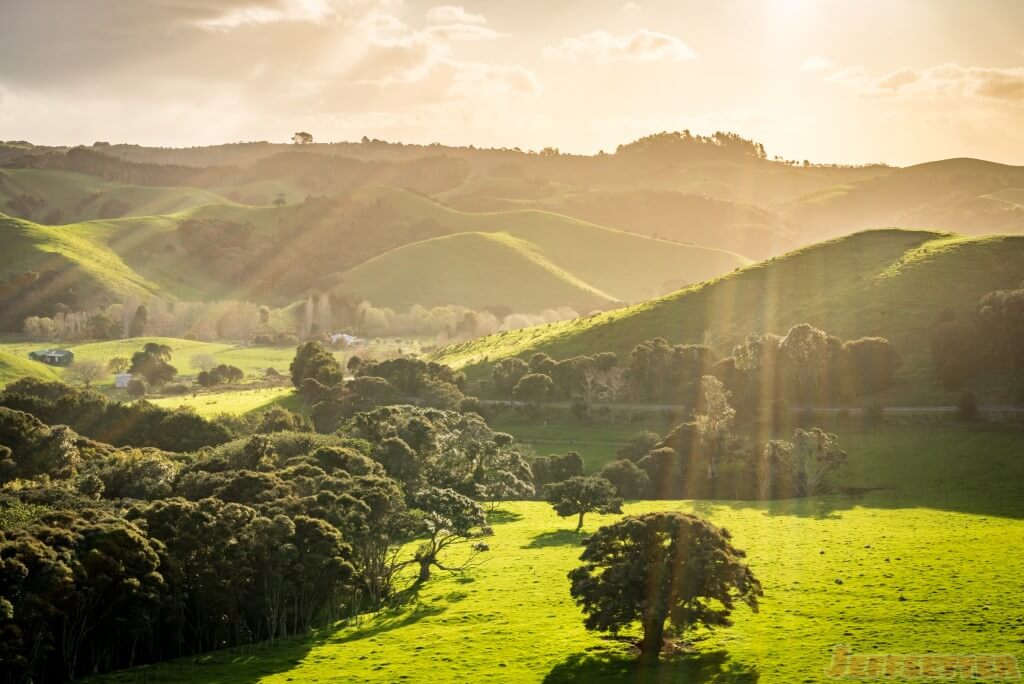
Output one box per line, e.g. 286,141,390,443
127,379,147,398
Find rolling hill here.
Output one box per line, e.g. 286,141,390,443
0,168,228,224
432,229,1024,403
0,349,60,387
0,187,750,321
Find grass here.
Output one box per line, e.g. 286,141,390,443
343,187,750,307
0,349,60,387
432,229,1024,406
94,423,1024,684
147,386,297,417
0,169,227,223
0,337,315,389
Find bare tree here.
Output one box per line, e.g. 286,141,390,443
65,360,107,388
190,353,217,372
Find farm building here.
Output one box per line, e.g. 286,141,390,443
28,348,75,366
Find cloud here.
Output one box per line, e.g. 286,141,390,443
826,66,868,86
801,56,834,72
195,0,343,30
426,5,487,26
864,63,1024,103
543,29,696,63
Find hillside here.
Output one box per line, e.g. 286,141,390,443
0,349,60,386
432,229,1024,403
335,189,750,309
0,187,749,319
0,168,227,223
784,158,1024,239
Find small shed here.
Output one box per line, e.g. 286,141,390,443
28,349,75,367
114,373,133,389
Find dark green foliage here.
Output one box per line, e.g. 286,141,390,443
978,281,1024,367
409,486,487,582
544,475,622,532
599,459,651,499
129,304,148,337
197,363,244,386
290,341,343,394
627,338,717,403
930,316,981,390
129,342,177,385
568,511,762,661
530,451,584,491
492,357,529,394
513,372,554,402
0,379,230,452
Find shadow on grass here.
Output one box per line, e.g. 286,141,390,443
486,507,524,525
330,600,447,645
524,528,586,549
543,648,758,684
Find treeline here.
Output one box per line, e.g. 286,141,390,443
930,281,1024,393
0,375,533,681
488,322,900,414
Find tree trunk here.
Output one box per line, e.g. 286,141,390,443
639,618,665,662
418,559,432,583
575,511,585,532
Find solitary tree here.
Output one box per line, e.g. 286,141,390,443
775,428,846,496
190,353,217,372
568,512,762,662
107,357,130,374
410,487,488,583
292,131,313,145
65,360,106,388
545,475,622,532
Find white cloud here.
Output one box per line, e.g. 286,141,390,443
426,5,487,26
543,29,696,63
194,0,345,30
826,66,868,86
864,63,1024,103
801,56,834,72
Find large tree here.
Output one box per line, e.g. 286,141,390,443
545,475,622,532
409,487,487,583
568,512,761,662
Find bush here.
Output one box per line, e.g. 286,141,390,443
163,383,190,395
127,378,147,398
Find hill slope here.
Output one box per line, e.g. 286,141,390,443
432,229,1024,402
0,168,228,224
0,187,749,317
0,350,60,387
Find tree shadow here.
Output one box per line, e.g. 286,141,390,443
543,648,759,684
524,528,586,549
329,600,448,645
486,507,524,525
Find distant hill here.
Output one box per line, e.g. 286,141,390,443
432,229,1024,404
0,168,227,223
784,158,1024,240
0,187,748,323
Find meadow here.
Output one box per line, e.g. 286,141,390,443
91,423,1024,683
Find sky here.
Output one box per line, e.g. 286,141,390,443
2,0,1024,165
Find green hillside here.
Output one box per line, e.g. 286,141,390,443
338,231,617,311
432,229,1024,403
0,186,749,316
0,168,228,223
94,425,1024,684
0,349,60,386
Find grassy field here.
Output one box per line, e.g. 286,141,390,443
94,424,1024,684
0,349,61,387
433,229,1024,406
0,337,310,389
147,386,298,417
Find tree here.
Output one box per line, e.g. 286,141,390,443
513,373,553,403
290,342,343,394
545,476,622,532
127,378,146,398
409,487,488,583
129,304,148,337
107,357,130,374
693,375,737,480
292,131,313,145
568,512,762,662
780,324,834,401
129,342,177,385
65,360,106,388
190,353,217,372
774,428,846,496
492,357,529,396
979,281,1024,367
599,459,651,499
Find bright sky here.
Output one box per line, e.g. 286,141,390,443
2,0,1024,165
